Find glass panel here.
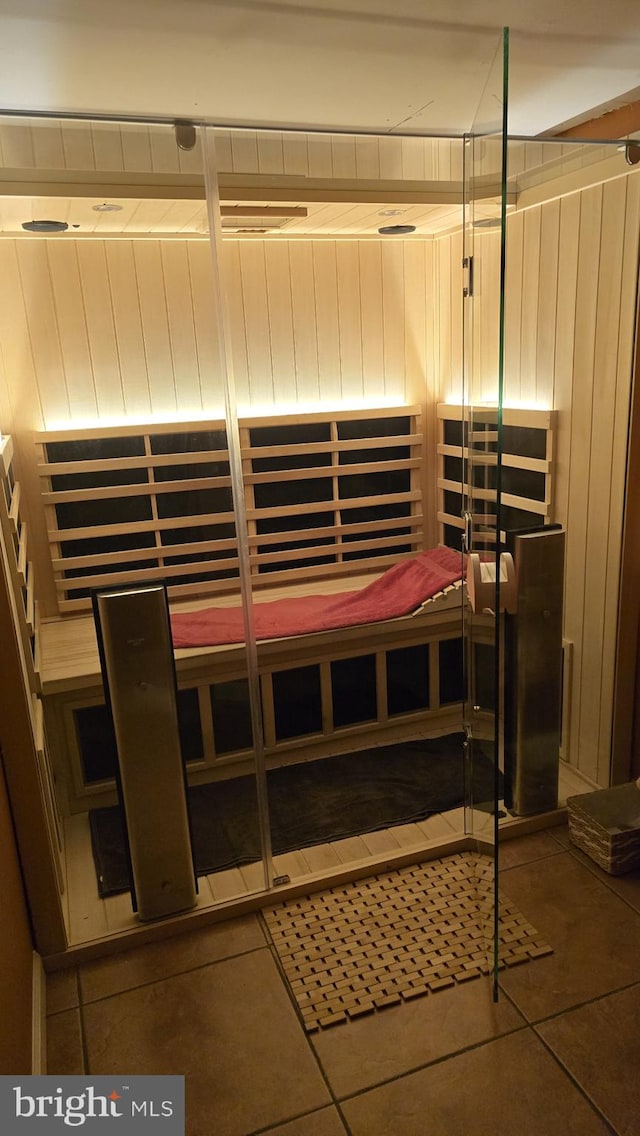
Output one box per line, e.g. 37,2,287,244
462,28,509,997
0,114,272,939
201,126,273,896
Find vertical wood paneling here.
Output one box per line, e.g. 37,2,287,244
239,242,273,407
120,125,153,173
336,242,363,397
104,243,151,416
403,242,428,402
404,240,436,546
0,334,12,435
477,230,500,403
231,132,259,174
565,184,603,782
401,139,425,181
160,242,202,412
177,136,203,176
212,131,232,174
61,121,95,171
503,210,523,400
536,199,560,408
0,122,35,167
75,242,125,419
264,244,297,404
289,243,319,403
133,242,177,413
0,242,55,612
307,136,334,178
610,173,640,781
598,176,640,784
187,243,224,411
579,179,626,780
359,242,385,401
519,209,541,402
378,138,403,180
551,194,581,529
0,245,42,428
148,125,180,174
16,243,69,424
221,242,250,407
46,244,98,420
257,134,285,176
331,137,357,180
282,134,308,176
90,123,125,171
355,137,380,180
435,236,452,400
313,243,342,404
32,122,65,169
434,173,640,784
449,231,463,399
381,242,406,398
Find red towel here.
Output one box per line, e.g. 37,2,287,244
170,546,463,648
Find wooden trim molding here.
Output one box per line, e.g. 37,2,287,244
32,952,46,1074
613,280,640,782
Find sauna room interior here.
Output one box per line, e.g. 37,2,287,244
0,106,639,965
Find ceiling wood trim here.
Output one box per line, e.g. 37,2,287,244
555,99,640,141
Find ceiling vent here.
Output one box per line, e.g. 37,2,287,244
220,206,308,233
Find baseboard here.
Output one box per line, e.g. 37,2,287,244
31,951,46,1074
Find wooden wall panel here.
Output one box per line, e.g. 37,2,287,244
264,244,297,405
358,242,384,401
0,750,34,1073
289,243,320,404
535,199,560,409
0,118,463,184
434,170,640,783
560,185,603,782
0,234,438,615
336,241,364,396
312,243,342,404
134,241,177,413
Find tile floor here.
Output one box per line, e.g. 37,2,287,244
46,825,640,1136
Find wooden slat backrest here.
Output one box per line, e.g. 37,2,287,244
436,404,556,548
0,435,41,691
36,406,426,614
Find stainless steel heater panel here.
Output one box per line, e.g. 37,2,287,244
96,585,197,921
504,528,565,816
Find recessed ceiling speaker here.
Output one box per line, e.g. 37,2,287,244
378,224,416,235
21,220,68,233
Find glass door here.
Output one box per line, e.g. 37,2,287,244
462,28,509,996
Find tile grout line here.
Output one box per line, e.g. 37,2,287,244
561,844,640,917
508,975,640,1029
75,944,270,1007
257,909,355,1135
531,1025,620,1135
331,1022,533,1107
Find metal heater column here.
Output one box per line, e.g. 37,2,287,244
504,527,565,816
94,584,197,921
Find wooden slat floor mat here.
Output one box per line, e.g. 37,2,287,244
263,852,552,1032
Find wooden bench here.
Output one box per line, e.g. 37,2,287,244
3,402,554,815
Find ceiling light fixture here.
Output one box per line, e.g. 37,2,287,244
92,203,123,212
21,220,68,233
378,224,416,235
379,209,404,217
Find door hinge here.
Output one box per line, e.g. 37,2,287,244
463,255,474,298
